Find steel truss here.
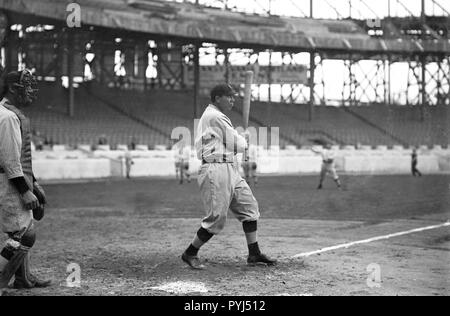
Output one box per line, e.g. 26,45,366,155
2,23,449,120
404,54,450,108
341,56,388,106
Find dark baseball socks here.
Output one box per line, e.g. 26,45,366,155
185,227,214,256
243,221,261,256
185,222,262,258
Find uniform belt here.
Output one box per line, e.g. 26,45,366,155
323,159,334,164
202,159,234,165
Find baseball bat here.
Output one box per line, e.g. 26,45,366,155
243,71,253,162
242,71,253,130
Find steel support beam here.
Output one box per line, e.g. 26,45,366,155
193,43,200,118
67,29,75,117
309,51,315,121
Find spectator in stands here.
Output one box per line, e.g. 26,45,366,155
98,134,108,145
35,140,43,151
129,137,136,150
32,131,44,151
411,148,422,177
43,137,53,148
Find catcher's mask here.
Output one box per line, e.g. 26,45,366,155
6,69,38,106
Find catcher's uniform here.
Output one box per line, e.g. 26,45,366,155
195,104,259,234
0,98,34,233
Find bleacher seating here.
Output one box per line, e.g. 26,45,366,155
25,83,169,148
235,100,398,146
25,82,449,149
350,105,449,147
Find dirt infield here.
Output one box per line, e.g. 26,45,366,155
2,175,449,296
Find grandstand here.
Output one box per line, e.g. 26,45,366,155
235,100,402,147
24,82,448,149
349,105,449,147
0,0,448,150
26,83,169,148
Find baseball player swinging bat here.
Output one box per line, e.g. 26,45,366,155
243,71,253,162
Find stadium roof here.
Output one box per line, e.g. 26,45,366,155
0,0,449,55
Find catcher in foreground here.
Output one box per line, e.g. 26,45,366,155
0,69,51,294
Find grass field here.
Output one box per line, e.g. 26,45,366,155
3,174,450,296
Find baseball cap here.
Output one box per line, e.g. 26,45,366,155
210,84,237,102
1,70,23,96
5,71,22,86
4,69,34,87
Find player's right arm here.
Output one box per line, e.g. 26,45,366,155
0,113,39,210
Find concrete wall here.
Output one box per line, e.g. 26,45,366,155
343,155,439,174
32,148,449,180
33,159,111,180
437,155,450,172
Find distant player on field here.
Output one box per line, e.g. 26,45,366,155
411,148,422,177
124,150,134,179
174,144,181,181
178,141,191,184
174,139,191,184
181,84,276,269
311,143,342,190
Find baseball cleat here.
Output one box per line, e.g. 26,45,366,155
13,275,52,289
317,185,323,190
247,253,277,266
181,252,205,270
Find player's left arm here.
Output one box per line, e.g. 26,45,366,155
215,115,247,154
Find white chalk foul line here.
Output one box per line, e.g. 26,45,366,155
292,221,450,259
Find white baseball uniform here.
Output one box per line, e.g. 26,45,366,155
195,104,259,234
313,147,339,180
